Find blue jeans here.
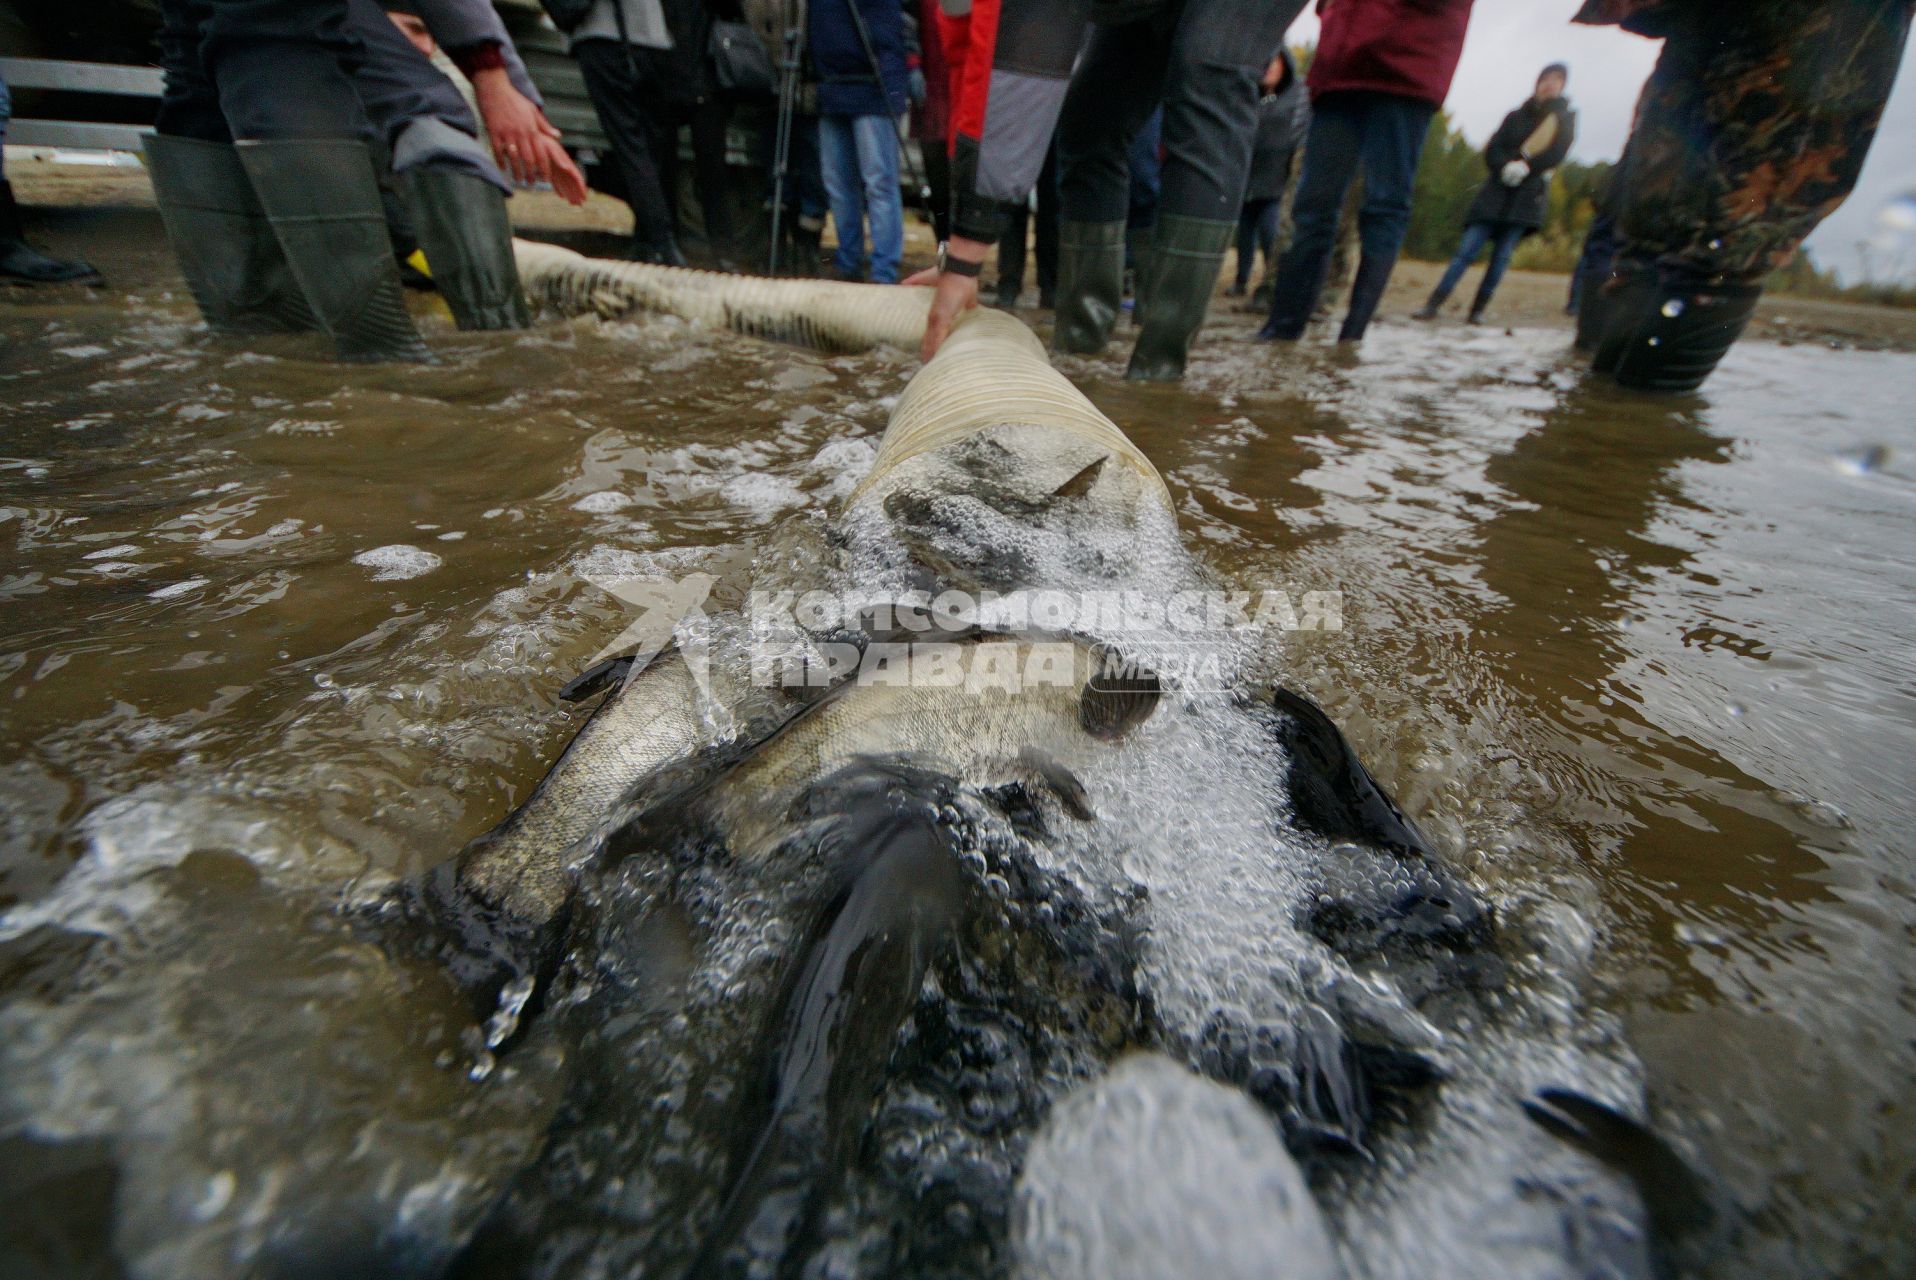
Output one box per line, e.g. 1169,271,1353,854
1260,90,1436,341
1432,220,1525,310
820,113,902,283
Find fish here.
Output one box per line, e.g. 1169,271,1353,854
406,258,1661,1280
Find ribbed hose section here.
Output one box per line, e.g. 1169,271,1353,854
512,239,1167,504
513,239,934,354
861,308,1169,501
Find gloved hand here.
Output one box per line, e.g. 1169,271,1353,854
1501,159,1530,187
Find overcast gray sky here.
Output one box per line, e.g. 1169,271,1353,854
1287,2,1916,283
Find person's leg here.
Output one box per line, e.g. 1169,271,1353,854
1254,197,1280,262
1571,210,1620,347
1467,222,1524,320
1129,0,1299,379
1415,219,1489,317
1337,92,1435,341
1258,94,1363,340
1,70,100,282
1591,1,1909,390
690,94,736,264
200,0,369,140
154,0,232,141
1055,19,1172,352
818,114,866,279
574,40,679,261
1033,142,1060,305
184,0,427,357
1232,202,1259,292
856,115,903,284
998,197,1030,306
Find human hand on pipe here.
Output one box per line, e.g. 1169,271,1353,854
903,235,988,363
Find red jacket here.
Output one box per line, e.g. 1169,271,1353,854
1307,0,1475,108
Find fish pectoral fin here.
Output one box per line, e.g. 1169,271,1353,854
1523,1088,1716,1238
557,642,678,703
1269,685,1431,857
1017,747,1097,821
1050,454,1109,500
1079,643,1161,740
556,654,635,703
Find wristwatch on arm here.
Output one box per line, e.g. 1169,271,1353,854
936,241,985,278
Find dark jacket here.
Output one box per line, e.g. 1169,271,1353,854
1464,95,1575,230
1245,49,1310,202
811,0,911,118
1308,0,1475,108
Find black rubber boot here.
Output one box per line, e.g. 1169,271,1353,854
396,166,530,331
1,179,101,284
141,136,312,330
1337,248,1400,342
1052,220,1126,355
1466,275,1496,325
1590,263,1761,393
235,139,431,362
1126,214,1232,383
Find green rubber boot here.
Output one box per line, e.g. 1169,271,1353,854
235,139,431,362
141,134,315,333
397,166,530,330
1052,220,1126,355
1125,214,1233,382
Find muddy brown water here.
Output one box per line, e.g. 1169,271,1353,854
2,253,1914,1277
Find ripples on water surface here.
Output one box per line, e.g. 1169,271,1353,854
2,291,1913,1276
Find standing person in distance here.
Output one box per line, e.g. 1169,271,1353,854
1413,63,1575,325
1227,46,1309,302
1256,0,1476,345
811,0,911,283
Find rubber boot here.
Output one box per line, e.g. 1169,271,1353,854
1336,248,1399,343
1411,285,1447,321
1125,214,1232,383
1,179,101,284
1590,263,1761,393
1052,220,1125,355
1466,275,1496,325
235,139,430,362
396,166,530,331
140,136,311,329
1574,269,1616,353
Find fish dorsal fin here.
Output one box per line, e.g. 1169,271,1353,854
1051,455,1109,500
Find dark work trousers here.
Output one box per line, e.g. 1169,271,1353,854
1234,196,1279,289
343,0,483,157
574,38,692,257
998,142,1059,303
1260,89,1435,341
1126,107,1161,234
1055,0,1306,225
682,94,735,254
764,109,827,226
155,0,370,142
